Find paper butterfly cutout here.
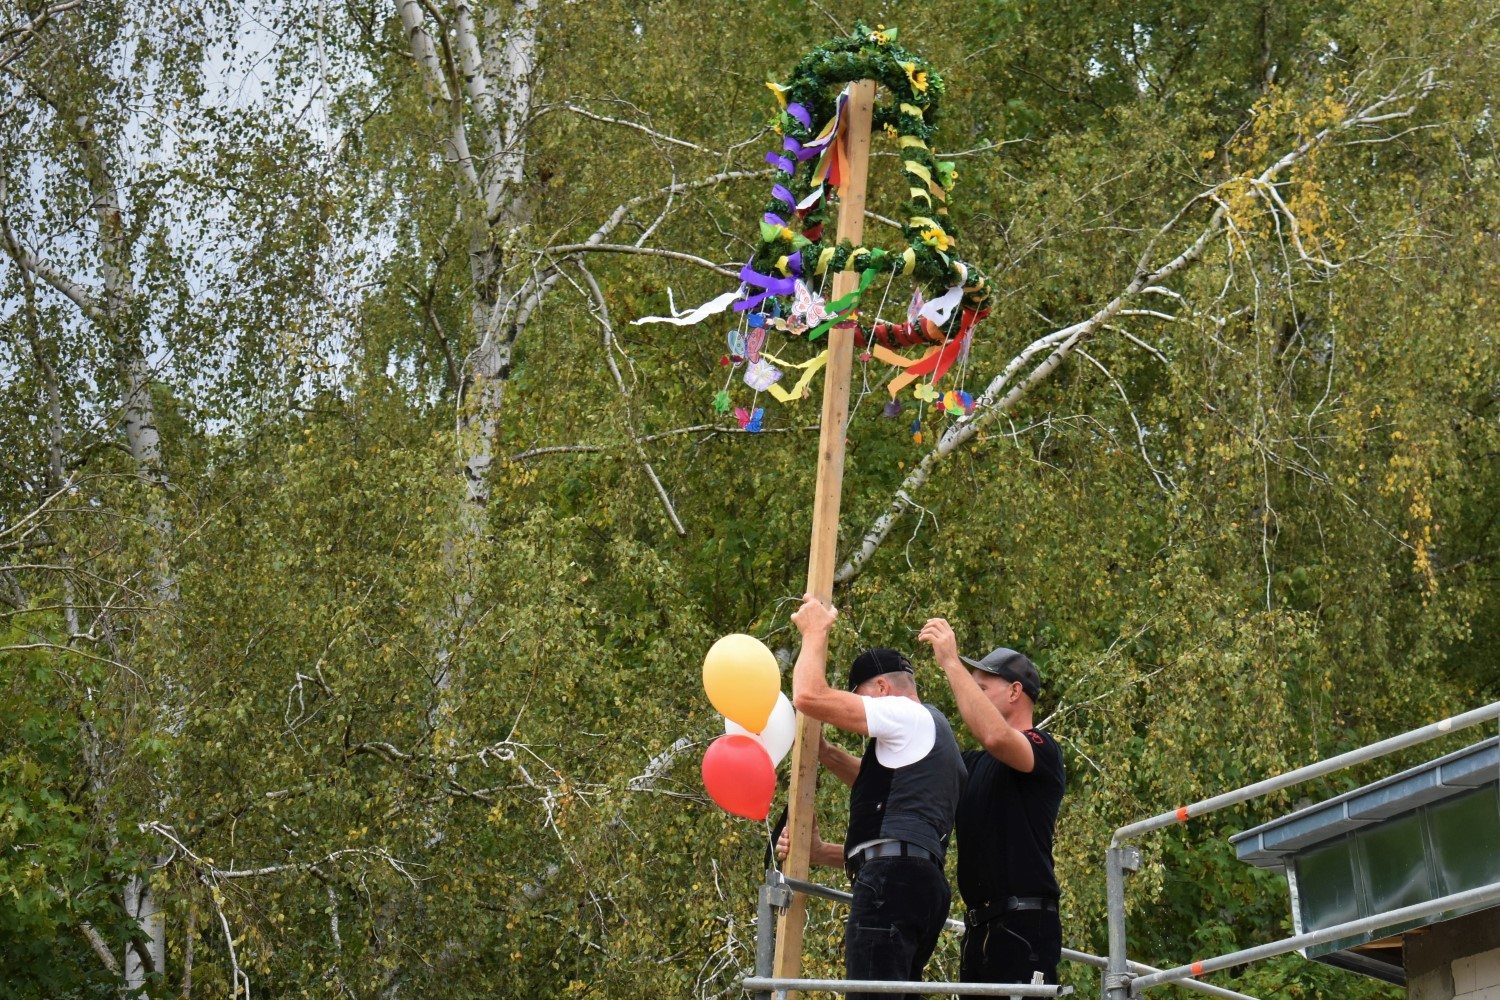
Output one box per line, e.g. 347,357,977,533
743,358,783,391
907,289,925,326
746,326,767,363
784,279,831,335
726,330,748,365
735,407,765,432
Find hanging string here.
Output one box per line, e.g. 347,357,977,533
849,268,899,428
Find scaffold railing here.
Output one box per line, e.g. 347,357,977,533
747,869,1264,1000
1103,699,1500,999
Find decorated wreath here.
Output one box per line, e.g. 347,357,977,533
635,24,992,442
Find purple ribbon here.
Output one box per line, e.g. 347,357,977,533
786,102,811,129
733,261,796,311
763,212,787,227
784,136,818,161
771,184,796,210
739,261,797,295
765,151,795,174
734,291,772,312
787,251,803,275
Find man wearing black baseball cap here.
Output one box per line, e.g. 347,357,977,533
917,618,1066,989
778,594,966,1000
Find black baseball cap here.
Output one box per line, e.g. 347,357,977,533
961,647,1041,701
846,647,915,691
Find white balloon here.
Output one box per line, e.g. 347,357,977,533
724,692,796,766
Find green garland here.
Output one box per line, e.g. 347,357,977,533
752,23,988,325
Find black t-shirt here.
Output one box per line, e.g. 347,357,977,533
955,728,1065,908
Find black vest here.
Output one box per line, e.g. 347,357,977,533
845,702,967,862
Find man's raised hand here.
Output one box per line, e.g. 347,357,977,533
917,617,963,670
790,593,837,637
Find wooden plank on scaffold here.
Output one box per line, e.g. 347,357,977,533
773,77,876,995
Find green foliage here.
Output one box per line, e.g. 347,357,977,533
0,641,141,998
3,0,1499,996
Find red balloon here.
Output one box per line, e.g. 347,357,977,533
701,734,776,821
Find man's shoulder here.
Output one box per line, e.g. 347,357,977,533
1025,727,1066,781
1025,726,1059,748
864,694,934,734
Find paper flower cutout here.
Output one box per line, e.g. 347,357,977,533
713,390,732,414
882,399,903,418
914,382,939,402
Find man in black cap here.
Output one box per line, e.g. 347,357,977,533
777,594,967,1000
917,618,1066,988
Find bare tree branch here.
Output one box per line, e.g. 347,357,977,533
544,102,723,155
571,259,687,535
0,0,83,70
833,68,1441,585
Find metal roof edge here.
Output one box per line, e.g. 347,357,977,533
1230,736,1498,860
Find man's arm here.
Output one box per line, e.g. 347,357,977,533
918,617,1036,772
776,819,845,869
790,594,870,735
818,732,861,788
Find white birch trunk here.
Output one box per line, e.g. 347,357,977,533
397,0,539,764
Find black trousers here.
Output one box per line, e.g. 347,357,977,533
960,908,1062,986
845,857,952,1000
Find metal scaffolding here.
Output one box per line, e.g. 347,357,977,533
1103,700,1500,999
742,699,1500,999
747,870,1261,1000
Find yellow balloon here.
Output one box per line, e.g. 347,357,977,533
703,633,781,733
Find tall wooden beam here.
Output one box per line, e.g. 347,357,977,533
773,77,876,993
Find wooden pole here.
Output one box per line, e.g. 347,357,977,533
773,78,876,993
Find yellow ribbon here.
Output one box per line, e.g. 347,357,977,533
901,247,917,275
761,349,829,402
903,160,933,184
815,247,836,275
899,135,928,150
899,102,925,119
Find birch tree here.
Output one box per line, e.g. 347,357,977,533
4,1,1499,996
1,0,354,988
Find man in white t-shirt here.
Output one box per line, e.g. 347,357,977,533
777,594,967,1000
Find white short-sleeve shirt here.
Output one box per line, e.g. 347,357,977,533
860,695,936,769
